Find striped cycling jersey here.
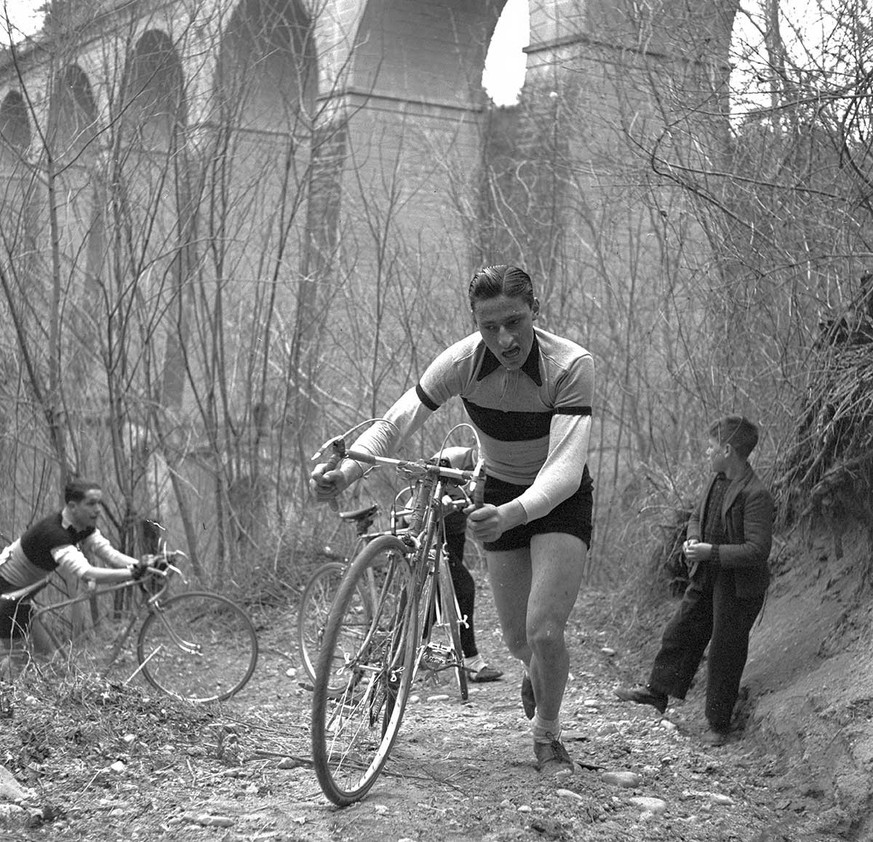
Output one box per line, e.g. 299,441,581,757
0,512,133,592
348,327,593,522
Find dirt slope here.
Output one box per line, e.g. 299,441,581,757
743,524,873,840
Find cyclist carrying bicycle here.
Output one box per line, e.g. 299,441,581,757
0,478,152,671
311,264,594,775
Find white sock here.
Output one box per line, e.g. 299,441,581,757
464,654,485,672
532,714,562,742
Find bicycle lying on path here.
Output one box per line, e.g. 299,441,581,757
309,425,485,806
1,539,259,703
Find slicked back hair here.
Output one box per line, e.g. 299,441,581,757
468,265,535,311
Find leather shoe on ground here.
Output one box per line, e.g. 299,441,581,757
467,665,504,683
614,683,668,714
701,727,729,747
534,736,574,774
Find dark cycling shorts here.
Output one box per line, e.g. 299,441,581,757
0,576,31,640
483,464,593,552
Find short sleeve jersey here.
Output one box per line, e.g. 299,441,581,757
418,328,591,484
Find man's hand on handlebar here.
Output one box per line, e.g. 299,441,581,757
309,462,350,504
131,555,153,580
132,553,173,580
468,499,527,544
468,504,502,543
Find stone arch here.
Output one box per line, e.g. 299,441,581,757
350,0,504,108
47,63,104,374
120,29,187,149
215,0,316,133
320,0,507,309
0,90,31,168
49,64,100,161
113,29,190,409
206,0,319,421
0,90,34,258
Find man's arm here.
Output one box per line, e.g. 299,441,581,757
312,388,434,502
53,543,137,584
514,413,592,523
81,530,140,569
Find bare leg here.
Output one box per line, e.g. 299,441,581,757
486,547,533,668
526,533,585,721
486,533,585,721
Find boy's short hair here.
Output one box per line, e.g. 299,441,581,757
64,478,101,503
709,415,759,459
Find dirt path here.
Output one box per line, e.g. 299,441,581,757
0,574,841,841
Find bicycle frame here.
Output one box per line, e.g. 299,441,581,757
15,552,185,673
319,432,482,676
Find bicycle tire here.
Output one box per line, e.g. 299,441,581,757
437,555,469,702
136,592,258,703
297,561,347,688
311,535,417,806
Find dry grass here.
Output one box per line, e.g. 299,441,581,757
775,344,873,530
0,661,225,832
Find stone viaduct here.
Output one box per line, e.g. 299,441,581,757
0,0,738,555
0,0,738,316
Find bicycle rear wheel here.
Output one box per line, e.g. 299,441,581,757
311,535,417,806
297,561,346,687
137,592,258,703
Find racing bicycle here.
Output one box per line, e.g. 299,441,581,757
309,424,484,806
2,537,259,703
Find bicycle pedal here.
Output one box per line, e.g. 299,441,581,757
419,644,457,672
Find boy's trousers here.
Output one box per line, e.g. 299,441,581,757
648,564,766,730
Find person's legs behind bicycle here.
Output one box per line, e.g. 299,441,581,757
443,529,502,682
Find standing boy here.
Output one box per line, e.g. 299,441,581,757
615,415,773,746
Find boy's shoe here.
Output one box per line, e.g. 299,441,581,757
701,727,729,747
534,736,574,774
467,664,503,683
521,674,536,719
614,683,668,714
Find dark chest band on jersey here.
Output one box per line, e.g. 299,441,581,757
462,400,590,441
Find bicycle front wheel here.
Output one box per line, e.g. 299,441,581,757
137,592,259,703
311,535,417,806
